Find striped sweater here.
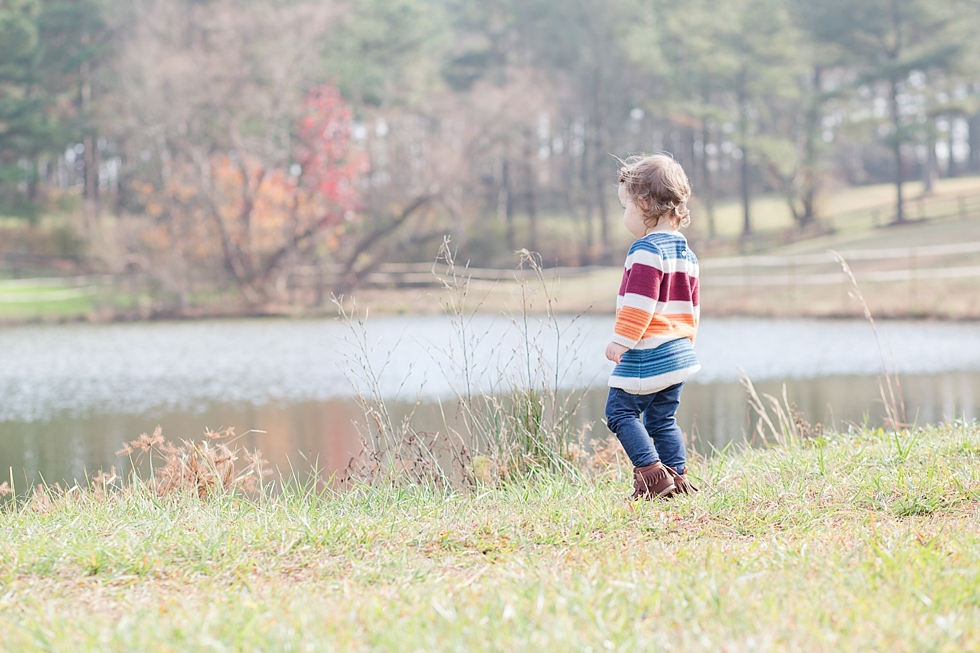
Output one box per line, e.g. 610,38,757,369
608,230,701,394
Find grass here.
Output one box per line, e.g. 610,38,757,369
700,175,980,239
2,422,980,651
0,284,101,320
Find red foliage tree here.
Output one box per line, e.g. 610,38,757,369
295,86,362,219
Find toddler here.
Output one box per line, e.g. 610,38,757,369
605,154,700,500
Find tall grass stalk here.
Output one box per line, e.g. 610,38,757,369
832,250,907,429
431,241,599,482
333,296,468,489
741,253,909,447
335,239,603,489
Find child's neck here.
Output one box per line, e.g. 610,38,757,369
644,220,677,236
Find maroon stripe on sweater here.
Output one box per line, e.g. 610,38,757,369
619,268,700,304
622,263,664,298
656,272,699,303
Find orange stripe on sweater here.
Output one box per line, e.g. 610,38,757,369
642,314,698,342
613,306,654,342
616,310,699,343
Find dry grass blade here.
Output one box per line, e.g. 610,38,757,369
831,251,907,429
738,370,821,446
333,284,471,490
739,368,782,446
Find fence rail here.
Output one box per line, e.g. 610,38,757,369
700,239,980,289
5,183,980,290
701,240,980,269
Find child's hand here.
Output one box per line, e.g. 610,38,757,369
605,341,629,364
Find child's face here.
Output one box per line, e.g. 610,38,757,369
619,184,649,239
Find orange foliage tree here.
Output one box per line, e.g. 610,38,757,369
203,86,363,303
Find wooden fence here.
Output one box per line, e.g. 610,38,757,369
6,185,980,305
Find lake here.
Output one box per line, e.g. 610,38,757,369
3,315,980,488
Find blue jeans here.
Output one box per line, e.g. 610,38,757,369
605,384,687,473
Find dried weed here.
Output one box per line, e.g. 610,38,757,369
117,426,271,498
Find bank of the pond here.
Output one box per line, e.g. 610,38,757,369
2,422,979,652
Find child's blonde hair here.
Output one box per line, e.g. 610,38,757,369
618,153,692,230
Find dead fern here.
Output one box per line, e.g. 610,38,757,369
117,425,270,498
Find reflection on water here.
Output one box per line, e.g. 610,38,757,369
4,372,980,488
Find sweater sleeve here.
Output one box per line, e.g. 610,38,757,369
611,242,664,349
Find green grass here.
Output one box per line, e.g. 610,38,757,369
2,423,980,651
0,286,98,319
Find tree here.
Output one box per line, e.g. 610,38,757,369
212,87,362,302
799,0,963,224
630,0,802,238
0,0,110,220
718,0,801,237
0,0,45,211
112,0,343,306
627,0,739,237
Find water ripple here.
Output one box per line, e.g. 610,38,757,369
2,316,979,422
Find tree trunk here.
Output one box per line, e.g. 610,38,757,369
889,75,905,223
800,66,822,228
740,151,751,237
580,118,594,265
594,159,609,261
499,159,514,252
947,123,957,178
738,71,752,237
923,122,937,193
27,157,39,203
685,128,697,185
80,49,98,233
699,126,716,238
969,112,980,173
84,136,98,201
524,146,539,254
699,88,717,238
587,39,610,262
593,111,610,262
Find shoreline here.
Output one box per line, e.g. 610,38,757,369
4,300,980,328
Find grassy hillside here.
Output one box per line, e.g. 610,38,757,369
2,423,979,652
702,176,980,239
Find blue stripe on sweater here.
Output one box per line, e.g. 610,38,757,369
611,337,699,379
628,233,697,262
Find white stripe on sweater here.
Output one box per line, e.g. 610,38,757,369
617,296,699,316
631,333,696,350
608,364,702,394
624,250,699,275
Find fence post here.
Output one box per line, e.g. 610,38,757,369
909,249,917,314
790,256,798,315
741,256,749,308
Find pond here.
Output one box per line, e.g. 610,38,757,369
3,315,980,488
